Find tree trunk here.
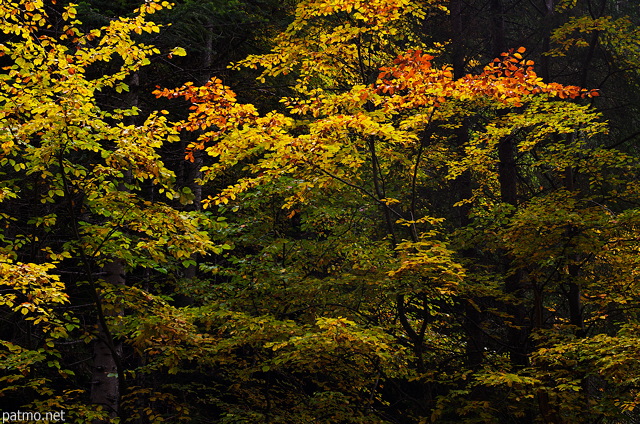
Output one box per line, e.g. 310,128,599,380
450,0,487,372
91,260,124,422
90,70,139,421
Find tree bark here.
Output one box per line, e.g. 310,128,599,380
91,260,124,422
450,0,487,371
90,70,139,421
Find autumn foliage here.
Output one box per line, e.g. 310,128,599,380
1,0,640,423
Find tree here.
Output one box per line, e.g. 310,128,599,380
0,1,223,421
154,0,640,422
2,0,640,422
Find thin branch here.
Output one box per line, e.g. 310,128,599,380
410,108,436,242
302,159,405,221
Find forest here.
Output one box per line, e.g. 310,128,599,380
0,0,639,422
